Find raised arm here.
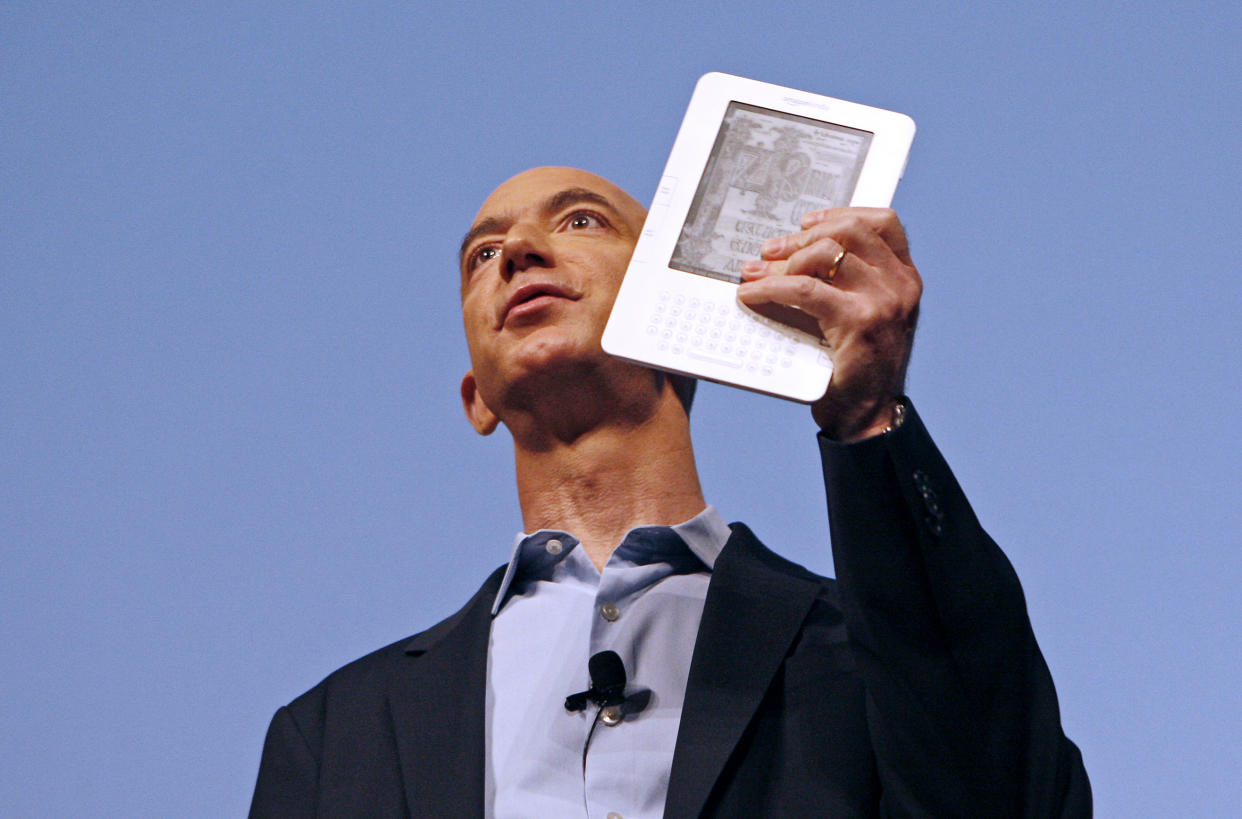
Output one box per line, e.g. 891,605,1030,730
819,404,1090,816
742,209,1090,814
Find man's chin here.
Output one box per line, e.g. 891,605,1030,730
513,355,602,390
506,327,603,370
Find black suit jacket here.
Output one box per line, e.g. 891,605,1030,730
251,406,1090,817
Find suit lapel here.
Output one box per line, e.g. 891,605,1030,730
387,566,505,818
664,524,823,818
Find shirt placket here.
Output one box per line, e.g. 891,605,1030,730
581,556,669,819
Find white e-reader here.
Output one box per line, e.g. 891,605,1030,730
602,72,916,403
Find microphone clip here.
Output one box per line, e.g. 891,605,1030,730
565,650,627,713
564,687,626,712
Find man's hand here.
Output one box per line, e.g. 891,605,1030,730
737,207,921,442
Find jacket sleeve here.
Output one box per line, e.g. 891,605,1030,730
819,401,1091,817
249,705,319,818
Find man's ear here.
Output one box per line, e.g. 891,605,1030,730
460,370,500,435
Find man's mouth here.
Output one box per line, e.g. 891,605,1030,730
498,282,580,327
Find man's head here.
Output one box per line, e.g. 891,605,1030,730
457,167,694,435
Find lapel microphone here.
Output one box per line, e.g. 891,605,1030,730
565,650,627,712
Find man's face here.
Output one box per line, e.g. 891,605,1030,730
458,167,648,417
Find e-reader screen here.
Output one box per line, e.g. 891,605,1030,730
669,102,874,284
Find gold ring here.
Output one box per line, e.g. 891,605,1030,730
825,247,847,282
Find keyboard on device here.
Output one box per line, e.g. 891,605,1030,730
646,290,824,377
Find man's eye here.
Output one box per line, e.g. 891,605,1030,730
470,246,499,269
565,212,603,230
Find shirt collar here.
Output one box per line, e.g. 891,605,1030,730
490,505,730,616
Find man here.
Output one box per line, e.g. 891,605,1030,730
251,167,1090,817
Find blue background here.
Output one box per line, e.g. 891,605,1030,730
3,2,1239,815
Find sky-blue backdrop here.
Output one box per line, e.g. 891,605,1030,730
4,2,1240,815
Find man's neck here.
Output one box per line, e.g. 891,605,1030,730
508,382,706,570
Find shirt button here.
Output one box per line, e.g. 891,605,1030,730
545,538,563,556
606,813,624,819
600,706,622,726
600,603,620,622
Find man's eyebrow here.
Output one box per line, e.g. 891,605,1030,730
458,187,620,263
543,187,615,218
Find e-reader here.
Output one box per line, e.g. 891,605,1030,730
602,72,916,402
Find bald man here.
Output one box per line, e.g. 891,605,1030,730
250,168,1090,818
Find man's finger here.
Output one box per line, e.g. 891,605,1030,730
760,212,903,267
737,272,851,328
784,238,851,284
748,238,865,291
803,207,912,265
760,222,837,260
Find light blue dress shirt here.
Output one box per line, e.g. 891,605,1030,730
485,507,732,819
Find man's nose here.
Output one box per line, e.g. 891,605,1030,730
500,224,553,278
